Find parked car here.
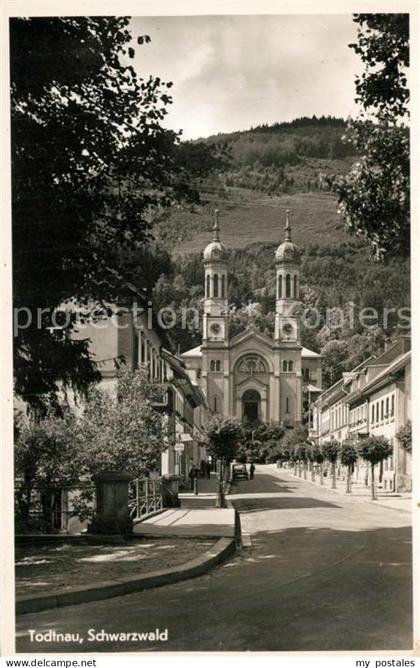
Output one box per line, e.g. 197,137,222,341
232,463,249,480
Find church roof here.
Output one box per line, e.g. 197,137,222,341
181,345,202,357
203,210,227,262
181,344,320,359
275,209,300,263
301,347,321,358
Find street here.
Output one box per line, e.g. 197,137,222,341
16,467,412,652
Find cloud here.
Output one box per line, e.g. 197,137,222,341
130,15,361,138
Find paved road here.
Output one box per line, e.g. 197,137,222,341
16,467,412,652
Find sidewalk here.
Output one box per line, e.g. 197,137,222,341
134,507,235,537
265,464,412,513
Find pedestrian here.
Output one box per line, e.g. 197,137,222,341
249,462,255,480
189,465,198,490
206,461,211,479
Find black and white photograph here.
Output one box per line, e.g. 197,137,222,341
1,1,418,658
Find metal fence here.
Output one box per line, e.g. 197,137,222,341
128,477,163,520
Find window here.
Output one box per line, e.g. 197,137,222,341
294,275,298,298
221,274,226,298
237,355,267,374
285,274,291,298
371,404,375,423
210,360,221,372
286,397,290,413
197,369,201,380
386,397,389,417
288,360,293,372
391,394,395,416
206,274,210,298
381,400,384,420
376,403,379,422
283,360,288,372
213,274,219,298
213,396,218,413
278,275,282,298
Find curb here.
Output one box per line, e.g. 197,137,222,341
284,470,411,514
16,536,236,616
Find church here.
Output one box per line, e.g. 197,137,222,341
182,210,323,427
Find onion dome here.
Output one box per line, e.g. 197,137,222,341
203,210,227,262
275,209,300,263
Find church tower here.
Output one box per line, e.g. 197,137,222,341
201,210,229,416
274,210,301,343
202,210,229,343
274,210,303,426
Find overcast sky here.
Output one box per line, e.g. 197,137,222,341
129,15,361,139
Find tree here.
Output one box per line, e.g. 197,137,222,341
396,419,412,453
358,435,393,500
340,441,359,493
15,414,80,532
321,440,341,489
76,366,166,478
293,443,307,479
282,426,308,477
312,443,325,485
206,416,243,507
305,442,316,481
10,17,195,412
335,14,409,260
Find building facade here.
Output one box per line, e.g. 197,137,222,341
311,337,411,492
182,211,323,426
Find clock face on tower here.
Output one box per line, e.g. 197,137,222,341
210,322,221,335
282,322,293,336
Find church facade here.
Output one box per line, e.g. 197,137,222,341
182,211,323,427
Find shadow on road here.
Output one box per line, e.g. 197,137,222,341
231,496,339,511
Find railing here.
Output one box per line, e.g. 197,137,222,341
128,478,163,520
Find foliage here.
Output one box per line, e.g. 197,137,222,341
10,17,196,411
350,14,409,120
321,439,341,463
76,366,166,477
237,421,285,463
335,14,410,260
358,435,393,464
396,420,412,453
293,443,308,462
311,443,324,464
283,425,309,450
206,415,243,462
340,441,359,466
15,414,80,531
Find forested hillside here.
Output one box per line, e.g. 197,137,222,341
151,116,410,389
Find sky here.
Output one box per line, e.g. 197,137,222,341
129,15,362,140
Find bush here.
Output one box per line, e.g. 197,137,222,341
396,420,412,453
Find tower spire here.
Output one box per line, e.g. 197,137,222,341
213,209,220,241
284,209,292,242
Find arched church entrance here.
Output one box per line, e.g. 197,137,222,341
242,389,261,423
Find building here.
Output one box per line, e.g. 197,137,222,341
182,210,323,425
311,336,411,492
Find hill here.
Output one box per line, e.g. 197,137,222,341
154,116,359,255
166,190,349,256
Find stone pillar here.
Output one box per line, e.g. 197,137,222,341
161,475,181,508
89,471,133,535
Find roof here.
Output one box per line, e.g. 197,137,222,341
346,350,410,405
182,343,320,360
306,384,323,393
301,347,321,358
181,345,202,358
